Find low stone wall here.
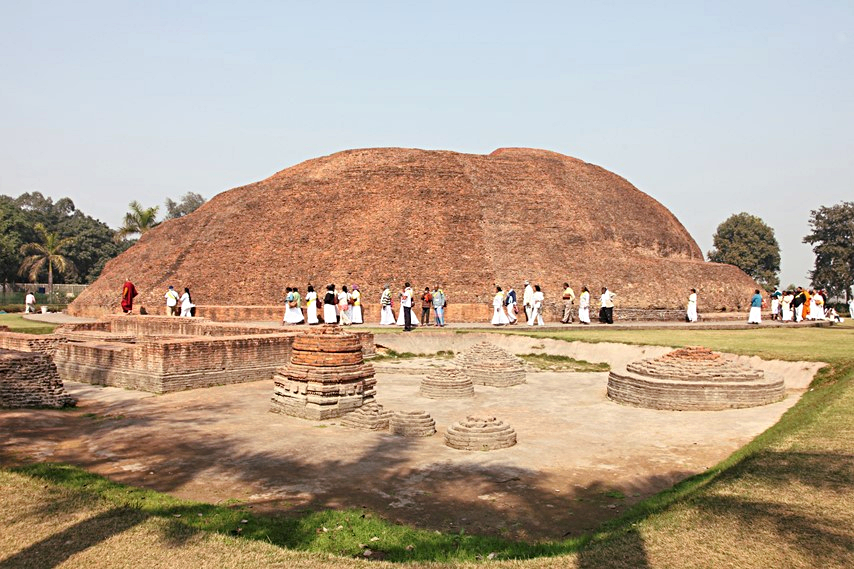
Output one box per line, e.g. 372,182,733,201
1,348,76,408
0,332,66,356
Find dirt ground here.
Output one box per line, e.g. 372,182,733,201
0,335,819,541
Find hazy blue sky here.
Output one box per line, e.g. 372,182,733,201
2,1,852,287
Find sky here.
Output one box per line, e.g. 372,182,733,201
1,1,852,287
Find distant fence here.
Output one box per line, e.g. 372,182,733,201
0,283,87,307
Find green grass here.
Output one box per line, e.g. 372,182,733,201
372,349,455,361
0,313,57,334
519,353,610,372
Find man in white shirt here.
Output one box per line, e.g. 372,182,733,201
599,287,616,324
523,280,534,324
25,292,37,313
401,282,413,331
164,285,180,316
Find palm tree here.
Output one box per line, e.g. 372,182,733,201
18,223,77,301
114,201,160,242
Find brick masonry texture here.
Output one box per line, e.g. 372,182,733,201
68,147,760,321
607,347,785,410
444,415,517,451
455,342,527,387
0,348,76,408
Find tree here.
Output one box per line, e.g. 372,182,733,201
164,192,206,220
115,201,159,242
708,212,780,289
803,201,854,301
18,222,77,299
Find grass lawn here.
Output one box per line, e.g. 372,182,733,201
0,313,56,334
2,324,853,567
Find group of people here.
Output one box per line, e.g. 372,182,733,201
281,284,364,326
490,281,617,326
686,286,846,325
164,285,195,317
379,283,447,330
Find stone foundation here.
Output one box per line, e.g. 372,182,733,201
1,348,76,408
270,325,376,420
455,342,526,387
340,401,393,431
390,410,436,437
419,368,475,399
608,347,785,410
445,416,517,451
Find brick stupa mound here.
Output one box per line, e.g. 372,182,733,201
1,349,76,408
70,147,759,319
607,347,785,410
271,325,376,420
456,342,526,387
390,410,436,437
419,368,476,399
445,415,517,451
340,401,393,431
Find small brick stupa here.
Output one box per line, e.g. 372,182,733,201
445,415,517,451
340,401,393,431
455,342,526,387
608,346,785,410
390,410,436,437
1,349,76,408
270,325,376,420
419,368,475,399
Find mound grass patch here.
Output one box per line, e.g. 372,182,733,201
519,353,610,372
0,313,56,334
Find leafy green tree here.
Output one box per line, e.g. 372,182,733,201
18,223,77,299
803,201,854,301
164,192,206,220
115,201,159,242
708,212,780,289
0,196,35,283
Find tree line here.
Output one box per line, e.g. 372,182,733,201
0,192,205,287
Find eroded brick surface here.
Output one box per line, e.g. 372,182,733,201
0,349,76,408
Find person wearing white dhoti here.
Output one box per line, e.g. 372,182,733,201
528,285,544,326
770,288,781,320
350,285,363,324
523,281,534,323
338,286,352,325
305,285,319,325
396,299,420,326
781,290,793,322
505,287,518,324
282,288,293,325
807,292,818,320
380,285,395,325
578,286,591,324
323,284,338,324
686,289,698,323
747,290,763,324
284,287,305,324
813,291,826,320
491,286,510,325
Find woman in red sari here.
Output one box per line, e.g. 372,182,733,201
121,280,138,314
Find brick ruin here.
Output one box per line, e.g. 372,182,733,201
0,316,374,395
607,346,785,410
340,401,393,431
390,410,436,437
270,325,376,420
455,342,527,387
444,415,517,451
70,147,761,322
0,348,76,409
419,368,475,399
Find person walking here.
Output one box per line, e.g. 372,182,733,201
420,287,432,326
323,284,338,324
491,286,510,325
770,287,782,320
560,282,576,324
338,285,352,325
686,288,698,323
179,287,195,317
599,287,616,324
305,285,319,325
380,285,395,325
528,284,544,326
350,285,363,324
432,285,446,327
747,289,763,324
523,280,534,324
164,285,180,316
24,291,37,313
578,286,591,324
505,286,518,324
121,279,138,314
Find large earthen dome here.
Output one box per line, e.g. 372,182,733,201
70,147,758,318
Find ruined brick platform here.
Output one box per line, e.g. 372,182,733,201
270,325,376,420
445,415,517,451
607,347,785,410
390,410,436,437
419,368,475,399
340,401,393,431
0,348,76,408
455,342,526,387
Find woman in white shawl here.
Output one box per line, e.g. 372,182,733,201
323,284,338,324
491,286,510,325
528,284,544,326
379,285,395,325
686,288,698,323
338,285,352,325
578,286,591,324
350,285,363,324
305,285,319,325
